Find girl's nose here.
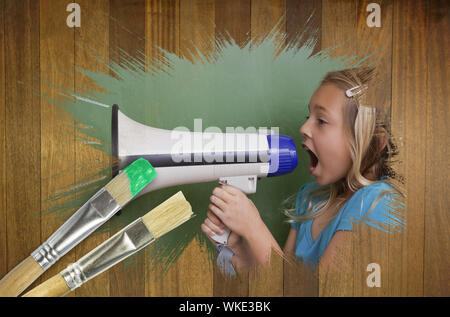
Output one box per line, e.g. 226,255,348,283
300,119,312,139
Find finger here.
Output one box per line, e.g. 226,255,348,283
204,218,224,235
210,194,227,210
213,186,234,202
220,184,243,196
201,223,213,236
207,210,224,228
201,224,219,244
208,203,225,222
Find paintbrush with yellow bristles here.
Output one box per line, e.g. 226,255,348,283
0,158,156,297
23,191,193,297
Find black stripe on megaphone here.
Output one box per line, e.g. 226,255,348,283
119,151,271,168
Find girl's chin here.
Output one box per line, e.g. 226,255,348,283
311,168,325,185
311,167,331,185
313,175,325,185
315,178,330,186
314,172,345,186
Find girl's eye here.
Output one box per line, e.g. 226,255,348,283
317,118,327,125
306,115,310,120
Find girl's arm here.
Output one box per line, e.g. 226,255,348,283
244,217,283,265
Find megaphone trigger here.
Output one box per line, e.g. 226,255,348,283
218,175,257,194
210,227,231,245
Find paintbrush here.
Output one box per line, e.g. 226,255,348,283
23,191,193,297
0,158,156,297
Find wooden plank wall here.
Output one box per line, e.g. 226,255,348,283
0,0,448,297
390,0,427,297
424,0,449,297
74,0,111,297
38,0,76,296
0,0,6,284
4,0,42,295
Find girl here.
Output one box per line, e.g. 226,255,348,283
201,67,404,273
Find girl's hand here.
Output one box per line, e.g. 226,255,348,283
201,209,243,250
203,185,283,267
201,210,255,274
207,184,263,241
201,209,226,244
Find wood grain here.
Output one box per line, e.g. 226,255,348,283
0,0,7,282
353,0,393,296
249,250,283,297
357,0,393,112
0,256,43,297
390,0,427,296
319,0,358,296
37,0,76,296
213,0,251,297
215,0,251,48
110,0,146,70
146,0,180,62
286,0,322,56
144,0,189,297
23,272,70,297
318,230,354,297
283,0,321,297
170,0,215,296
212,262,249,297
283,255,318,297
248,0,285,297
424,0,449,297
1,0,448,297
146,0,215,297
108,0,146,297
73,0,110,297
251,0,285,49
180,0,215,63
4,0,41,291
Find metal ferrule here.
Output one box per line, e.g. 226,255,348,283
31,188,121,271
60,217,154,291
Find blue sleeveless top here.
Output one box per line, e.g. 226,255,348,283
290,181,404,268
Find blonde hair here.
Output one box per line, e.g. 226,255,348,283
285,67,405,223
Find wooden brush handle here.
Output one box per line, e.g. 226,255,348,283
23,273,70,297
0,256,44,297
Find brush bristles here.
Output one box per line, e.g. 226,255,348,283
104,172,132,207
142,191,193,239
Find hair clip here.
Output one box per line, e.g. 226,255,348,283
345,84,368,98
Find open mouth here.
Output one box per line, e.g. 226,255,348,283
302,144,318,173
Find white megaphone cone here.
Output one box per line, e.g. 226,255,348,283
111,104,298,245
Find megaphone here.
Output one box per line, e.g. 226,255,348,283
111,104,298,244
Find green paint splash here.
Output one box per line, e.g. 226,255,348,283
38,21,391,277
122,158,157,198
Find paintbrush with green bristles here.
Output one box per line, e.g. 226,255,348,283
0,157,156,297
